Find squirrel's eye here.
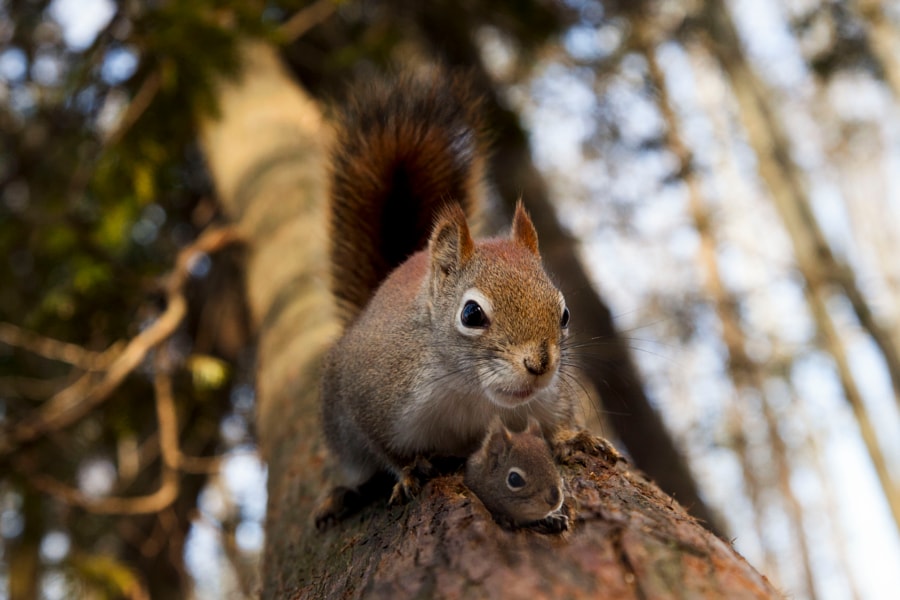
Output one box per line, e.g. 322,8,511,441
560,307,570,328
506,468,526,490
461,300,489,328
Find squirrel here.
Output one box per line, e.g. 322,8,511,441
315,69,576,528
465,417,568,533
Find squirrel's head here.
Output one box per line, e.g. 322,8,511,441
465,417,564,524
427,201,569,409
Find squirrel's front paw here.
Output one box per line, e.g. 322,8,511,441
529,512,569,535
387,455,434,506
314,486,360,531
388,474,421,506
314,506,339,531
554,429,624,466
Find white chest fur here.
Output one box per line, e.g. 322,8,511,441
390,362,561,457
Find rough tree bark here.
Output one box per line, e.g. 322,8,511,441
199,42,780,598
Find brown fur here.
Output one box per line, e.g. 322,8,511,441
465,417,567,531
316,72,575,528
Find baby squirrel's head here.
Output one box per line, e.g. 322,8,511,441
464,417,564,526
427,201,569,409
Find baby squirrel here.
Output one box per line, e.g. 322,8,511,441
465,417,568,533
316,69,575,527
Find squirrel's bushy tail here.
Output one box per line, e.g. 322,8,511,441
328,68,489,325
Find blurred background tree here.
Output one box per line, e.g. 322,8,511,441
1,0,899,598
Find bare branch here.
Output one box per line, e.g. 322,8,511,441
22,462,179,516
278,0,337,42
0,375,79,400
153,355,181,473
0,226,241,455
0,322,108,370
13,355,182,515
104,70,162,147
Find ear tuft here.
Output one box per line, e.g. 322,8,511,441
511,200,539,256
430,203,475,279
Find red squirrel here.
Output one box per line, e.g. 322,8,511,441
315,69,576,528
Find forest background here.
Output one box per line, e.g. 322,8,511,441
1,0,899,598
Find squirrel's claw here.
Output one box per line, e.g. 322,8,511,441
388,474,420,506
314,509,338,531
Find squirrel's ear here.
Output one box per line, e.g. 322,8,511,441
484,417,512,470
430,203,475,279
511,200,539,256
525,416,543,438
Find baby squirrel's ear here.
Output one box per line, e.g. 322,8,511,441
511,200,539,256
484,417,513,471
429,203,475,283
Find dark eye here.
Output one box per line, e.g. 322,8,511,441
461,300,488,328
560,307,570,328
506,469,526,490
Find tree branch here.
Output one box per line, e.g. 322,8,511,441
104,70,162,147
278,0,337,42
0,322,109,370
0,226,240,455
13,364,180,515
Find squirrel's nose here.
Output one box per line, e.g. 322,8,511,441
524,357,547,375
524,342,551,375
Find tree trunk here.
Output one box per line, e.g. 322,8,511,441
698,0,900,536
199,41,780,598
